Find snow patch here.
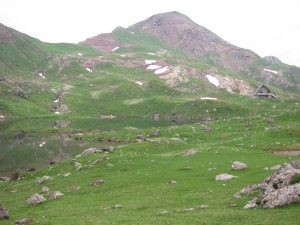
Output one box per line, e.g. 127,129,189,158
155,66,169,75
78,53,82,56
135,81,143,86
53,99,59,103
145,60,157,65
147,65,162,70
112,46,119,52
38,73,46,79
86,68,92,72
147,53,156,56
130,31,135,34
39,141,46,148
201,97,218,100
55,112,61,115
264,69,278,75
205,75,219,87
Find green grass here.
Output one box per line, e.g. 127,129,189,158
1,107,299,224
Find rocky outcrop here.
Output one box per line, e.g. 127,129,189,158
236,160,300,208
27,194,46,205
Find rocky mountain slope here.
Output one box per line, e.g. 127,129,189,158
0,12,300,119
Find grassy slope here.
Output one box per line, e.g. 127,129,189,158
0,103,299,224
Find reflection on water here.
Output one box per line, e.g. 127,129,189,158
0,117,185,176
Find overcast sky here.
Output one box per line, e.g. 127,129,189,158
1,0,299,66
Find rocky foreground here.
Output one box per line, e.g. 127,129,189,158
234,160,300,208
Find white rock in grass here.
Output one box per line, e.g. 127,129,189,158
86,68,92,72
205,75,219,87
145,60,156,65
154,66,169,74
49,191,64,200
27,194,46,205
232,161,247,171
215,174,238,181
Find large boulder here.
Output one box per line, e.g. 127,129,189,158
27,194,46,205
0,205,9,220
236,160,300,208
232,161,247,171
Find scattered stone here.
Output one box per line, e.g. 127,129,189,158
169,180,177,185
112,204,122,209
229,203,237,207
0,176,10,182
0,205,9,220
150,130,160,137
92,156,108,165
49,191,64,200
40,186,49,194
14,218,33,225
107,163,114,167
50,160,56,165
200,205,209,209
244,198,258,209
232,161,247,171
67,186,81,192
11,170,22,180
82,148,99,156
266,117,275,123
181,149,197,156
74,162,82,170
203,127,212,132
70,159,77,165
27,194,46,205
25,168,36,172
0,115,5,121
215,174,238,181
161,211,168,215
36,176,51,185
91,179,104,186
181,207,194,212
101,146,114,152
63,172,71,177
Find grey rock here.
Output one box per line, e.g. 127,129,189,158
181,149,197,156
215,174,238,181
82,148,99,156
49,191,64,200
40,186,49,194
14,218,33,224
232,161,247,171
0,176,10,182
27,194,46,205
91,179,104,186
259,183,300,208
0,205,9,220
101,146,114,152
150,130,160,137
92,156,107,165
36,176,51,185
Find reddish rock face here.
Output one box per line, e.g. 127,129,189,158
80,33,119,52
0,23,14,43
131,11,258,72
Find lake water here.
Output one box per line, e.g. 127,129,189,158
0,117,184,176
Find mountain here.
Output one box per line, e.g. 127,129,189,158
81,11,300,94
0,12,300,119
263,55,282,64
